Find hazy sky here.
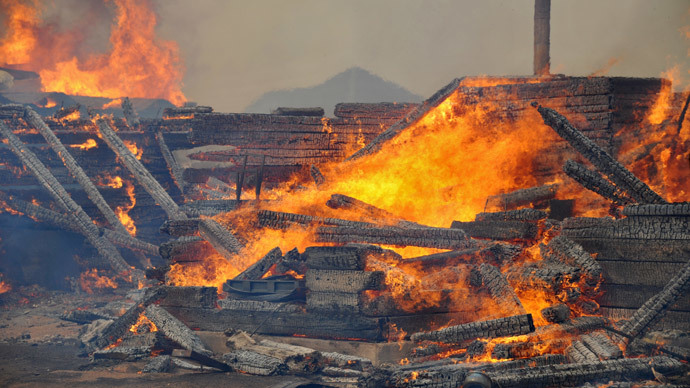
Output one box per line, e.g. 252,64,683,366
154,0,690,112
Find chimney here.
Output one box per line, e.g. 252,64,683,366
533,0,551,76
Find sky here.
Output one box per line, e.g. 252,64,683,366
50,1,690,112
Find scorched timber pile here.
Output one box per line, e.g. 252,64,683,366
0,76,689,387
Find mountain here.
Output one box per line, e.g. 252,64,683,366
244,67,422,115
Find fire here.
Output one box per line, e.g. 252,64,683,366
102,98,123,110
116,181,137,236
129,313,158,334
79,268,118,294
167,253,240,292
69,138,98,151
98,174,124,188
0,0,186,106
39,97,58,108
0,280,11,294
124,140,143,160
58,110,81,123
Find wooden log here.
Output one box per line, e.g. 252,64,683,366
565,340,603,363
535,103,665,204
347,77,463,160
315,225,473,250
303,245,399,270
163,105,213,118
619,257,690,339
121,97,140,128
0,120,134,275
222,349,286,375
597,284,690,311
141,355,173,373
306,291,360,314
540,235,602,288
155,131,185,194
578,332,622,360
334,102,419,120
488,357,683,388
326,193,422,227
306,269,385,293
321,351,372,370
400,242,522,270
180,199,238,217
540,303,570,323
95,117,187,220
159,236,216,262
160,218,201,236
479,263,526,315
101,228,159,256
450,219,538,240
93,346,151,361
91,287,167,350
506,262,578,294
475,209,547,222
563,159,633,205
622,202,690,217
198,218,243,259
144,304,212,356
225,331,321,374
257,209,375,230
485,183,559,210
410,314,535,344
271,107,324,116
157,286,218,309
25,107,131,235
206,176,235,194
233,247,282,280
599,260,686,287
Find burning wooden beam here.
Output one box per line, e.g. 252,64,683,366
326,193,423,227
155,131,185,194
485,183,559,210
400,242,522,270
0,119,134,276
410,314,535,344
563,159,633,205
160,218,201,237
159,236,216,262
475,208,548,222
198,218,244,259
534,103,666,204
310,165,325,187
306,269,385,293
24,107,132,236
258,209,375,230
95,117,187,220
539,235,602,288
233,247,282,280
450,219,538,240
479,263,526,315
315,224,473,250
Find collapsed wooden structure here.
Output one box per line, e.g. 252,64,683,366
0,75,689,386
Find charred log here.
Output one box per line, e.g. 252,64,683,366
479,263,526,315
486,183,559,210
450,219,538,240
306,269,385,293
233,247,282,280
315,225,473,250
160,218,201,237
540,235,602,288
475,209,548,222
159,236,216,262
410,314,535,344
401,242,521,270
198,218,244,259
310,165,325,187
563,159,633,205
541,303,570,323
155,131,185,194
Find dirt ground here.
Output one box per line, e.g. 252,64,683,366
0,286,323,388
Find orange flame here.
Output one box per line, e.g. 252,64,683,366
69,138,98,151
0,0,185,105
79,268,118,294
101,98,123,110
98,174,124,188
123,140,143,160
129,313,158,334
0,280,11,294
116,181,136,236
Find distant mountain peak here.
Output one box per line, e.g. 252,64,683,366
245,67,422,115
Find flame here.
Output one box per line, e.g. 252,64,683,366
123,140,143,160
101,98,123,110
0,0,185,105
58,110,81,123
69,138,98,151
79,268,118,294
39,97,58,108
129,313,158,334
98,174,124,188
116,181,136,236
0,280,11,294
167,253,240,292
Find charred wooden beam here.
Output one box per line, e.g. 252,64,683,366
540,235,602,288
0,119,134,275
410,314,535,344
310,164,325,187
144,304,212,356
159,236,216,262
321,351,372,371
579,332,622,360
155,131,185,194
180,199,238,217
534,103,666,204
400,242,522,270
619,257,690,340
226,331,321,374
326,193,422,227
533,0,551,76
315,224,473,250
222,349,286,375
563,159,633,205
198,218,243,259
306,269,385,293
540,303,570,323
100,228,159,257
450,219,538,240
303,244,399,270
486,183,559,210
95,117,187,220
160,218,201,237
475,208,547,222
157,286,218,309
479,263,526,315
121,97,140,129
506,261,578,294
622,202,690,217
233,247,282,280
258,209,375,230
25,107,131,235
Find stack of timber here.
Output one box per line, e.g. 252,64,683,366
561,204,690,330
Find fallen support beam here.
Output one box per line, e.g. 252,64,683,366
486,183,559,210
257,209,375,230
540,235,602,288
198,218,244,259
411,314,535,344
226,331,321,374
306,269,385,293
95,117,187,220
144,304,211,355
400,242,522,270
475,209,548,222
101,228,159,257
25,107,131,235
222,349,286,375
535,103,665,204
160,218,201,237
619,256,690,340
310,165,325,187
326,193,422,227
0,119,134,276
155,131,185,194
159,236,216,262
563,159,633,205
233,247,282,280
315,225,473,250
479,263,526,315
450,219,538,240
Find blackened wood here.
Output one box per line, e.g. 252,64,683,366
233,247,282,280
479,263,526,315
25,107,131,235
310,164,325,187
101,228,159,256
235,154,247,203
95,117,187,220
315,224,473,250
159,236,216,262
0,120,133,275
410,314,534,344
181,199,238,217
533,0,550,75
506,261,578,293
321,351,372,370
540,235,602,287
160,218,201,236
334,102,419,120
622,202,690,216
92,287,167,350
258,209,375,230
579,332,622,360
619,257,690,339
475,209,547,222
158,286,218,309
93,346,151,361
326,193,421,227
222,349,286,375
400,242,521,269
450,219,538,240
563,159,633,205
541,303,570,323
255,154,265,200
303,245,377,270
598,284,690,311
226,332,321,374
535,104,665,204
198,218,243,259
347,77,464,160
163,106,213,118
121,97,140,129
677,91,690,134
172,348,232,372
306,269,385,292
485,183,559,210
155,131,185,194
599,260,686,287
272,107,324,116
144,304,212,356
306,291,360,314
565,340,602,363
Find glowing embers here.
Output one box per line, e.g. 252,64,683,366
129,313,158,334
79,268,118,294
69,138,98,151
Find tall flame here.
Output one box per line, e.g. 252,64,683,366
0,0,186,105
